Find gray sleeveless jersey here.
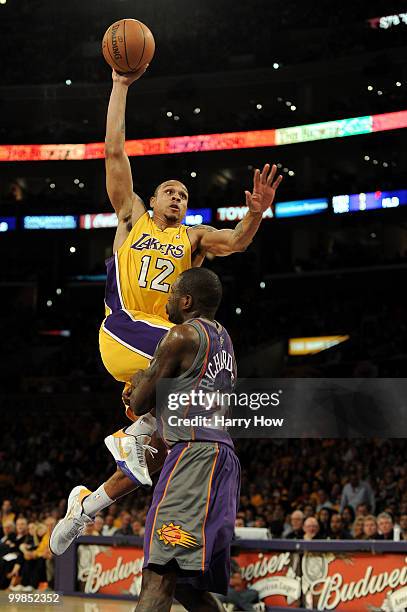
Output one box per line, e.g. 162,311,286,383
157,317,236,448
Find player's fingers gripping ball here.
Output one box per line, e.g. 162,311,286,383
102,18,155,74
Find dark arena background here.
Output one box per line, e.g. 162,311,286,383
1,1,407,611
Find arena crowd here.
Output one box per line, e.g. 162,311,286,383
1,436,406,591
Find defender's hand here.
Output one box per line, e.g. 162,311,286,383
122,384,135,409
245,163,283,215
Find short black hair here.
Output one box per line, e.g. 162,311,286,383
177,268,222,316
153,180,189,198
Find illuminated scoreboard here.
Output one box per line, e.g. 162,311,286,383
332,190,407,214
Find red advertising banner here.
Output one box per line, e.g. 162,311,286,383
77,545,144,596
303,552,407,611
237,550,301,607
75,545,407,610
232,551,407,609
79,213,118,229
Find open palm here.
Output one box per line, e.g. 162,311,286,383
245,164,283,214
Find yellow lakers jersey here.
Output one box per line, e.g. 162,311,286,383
104,212,192,319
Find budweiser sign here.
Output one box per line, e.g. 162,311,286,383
77,545,144,595
75,543,407,611
237,551,301,608
237,550,407,610
304,553,407,611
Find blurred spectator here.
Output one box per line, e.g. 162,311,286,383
376,512,394,540
286,511,304,539
303,517,320,540
0,520,15,550
216,570,259,611
316,490,333,512
93,516,104,536
303,504,315,519
340,469,375,514
341,505,356,531
399,514,407,541
363,515,378,540
0,501,15,531
0,517,33,590
318,507,333,539
102,515,116,536
131,521,145,537
356,503,369,517
267,506,284,537
328,513,352,540
351,516,365,539
114,512,132,536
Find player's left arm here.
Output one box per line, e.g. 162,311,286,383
128,325,200,416
188,164,282,257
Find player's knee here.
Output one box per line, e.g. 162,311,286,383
174,585,224,612
140,568,177,600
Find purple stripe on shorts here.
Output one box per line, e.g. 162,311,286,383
203,444,241,568
103,309,168,358
105,255,122,312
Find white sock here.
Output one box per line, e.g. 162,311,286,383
82,485,113,518
124,413,156,437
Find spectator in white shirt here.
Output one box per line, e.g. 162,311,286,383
340,469,375,514
101,515,116,536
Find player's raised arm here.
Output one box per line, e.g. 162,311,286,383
128,325,200,416
188,164,282,257
105,68,147,227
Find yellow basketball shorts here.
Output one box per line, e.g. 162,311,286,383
99,309,173,384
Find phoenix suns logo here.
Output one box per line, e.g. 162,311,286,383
157,523,198,548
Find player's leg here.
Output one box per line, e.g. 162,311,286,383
135,568,177,612
142,441,241,608
49,432,166,556
100,312,171,484
174,585,224,612
50,312,171,556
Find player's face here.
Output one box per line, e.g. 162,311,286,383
153,181,188,223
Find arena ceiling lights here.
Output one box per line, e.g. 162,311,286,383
0,110,406,162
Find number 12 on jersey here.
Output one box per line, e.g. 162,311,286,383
138,255,175,293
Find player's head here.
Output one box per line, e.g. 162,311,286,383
150,180,189,224
166,268,222,324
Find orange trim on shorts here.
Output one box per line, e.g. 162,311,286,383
201,443,219,572
148,442,191,556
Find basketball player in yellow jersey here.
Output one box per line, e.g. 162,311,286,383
49,66,282,558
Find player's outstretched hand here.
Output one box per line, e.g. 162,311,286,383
112,64,149,87
245,163,283,215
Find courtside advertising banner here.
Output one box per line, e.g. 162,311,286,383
236,550,301,608
77,544,143,596
75,544,407,610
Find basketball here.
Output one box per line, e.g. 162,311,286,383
102,18,155,74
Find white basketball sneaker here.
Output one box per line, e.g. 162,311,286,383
49,485,93,556
104,421,157,487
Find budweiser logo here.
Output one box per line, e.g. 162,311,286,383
78,551,144,594
311,557,407,610
240,552,291,582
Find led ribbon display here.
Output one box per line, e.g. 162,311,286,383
0,111,406,162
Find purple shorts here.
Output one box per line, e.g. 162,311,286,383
143,441,241,595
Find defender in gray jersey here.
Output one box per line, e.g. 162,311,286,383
128,268,241,612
